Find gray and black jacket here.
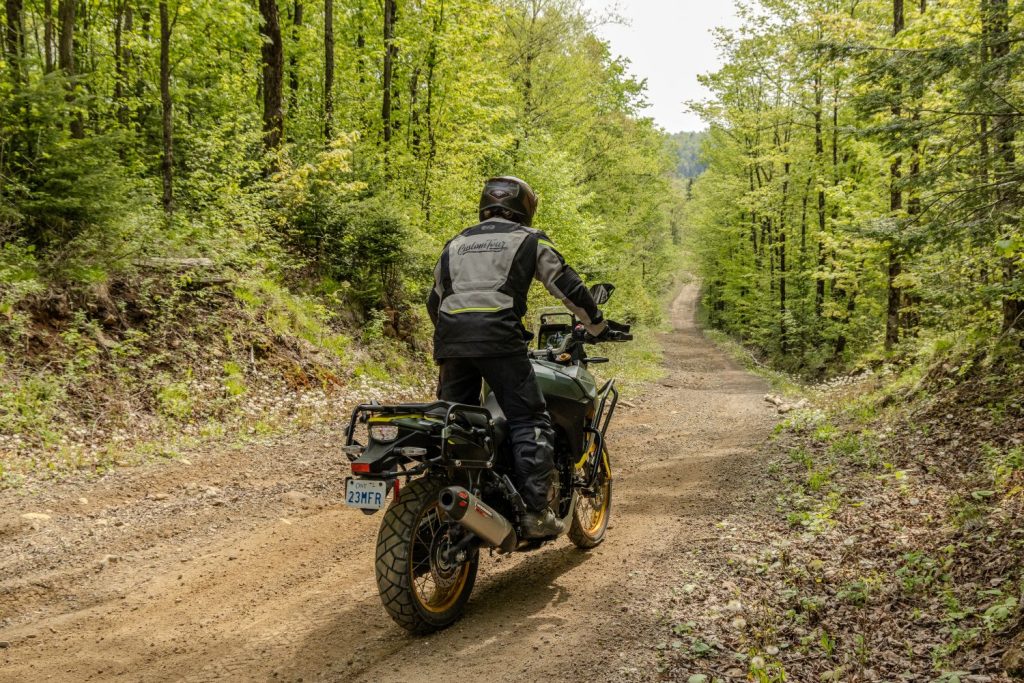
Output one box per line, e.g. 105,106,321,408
427,218,606,359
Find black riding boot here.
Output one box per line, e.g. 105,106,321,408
519,427,564,538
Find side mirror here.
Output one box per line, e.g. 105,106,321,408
589,283,615,305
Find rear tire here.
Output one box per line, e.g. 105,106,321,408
375,477,478,634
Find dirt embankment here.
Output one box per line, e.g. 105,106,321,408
0,283,775,682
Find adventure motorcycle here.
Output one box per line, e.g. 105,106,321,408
342,284,631,633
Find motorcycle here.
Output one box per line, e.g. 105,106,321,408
342,283,632,633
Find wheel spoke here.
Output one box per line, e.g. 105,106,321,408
407,497,471,613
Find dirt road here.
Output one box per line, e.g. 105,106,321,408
0,283,774,682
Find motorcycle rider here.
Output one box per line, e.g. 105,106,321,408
427,176,609,538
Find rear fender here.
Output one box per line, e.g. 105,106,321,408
351,432,434,476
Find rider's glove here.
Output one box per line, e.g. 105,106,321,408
582,312,608,338
583,319,630,344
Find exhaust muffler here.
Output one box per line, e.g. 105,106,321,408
439,486,517,553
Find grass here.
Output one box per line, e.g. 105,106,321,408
605,324,667,395
233,277,352,361
0,269,432,488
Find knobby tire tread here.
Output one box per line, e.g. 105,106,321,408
374,477,477,634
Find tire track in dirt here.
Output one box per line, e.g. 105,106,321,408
0,282,775,682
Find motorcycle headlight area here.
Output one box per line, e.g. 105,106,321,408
369,424,400,442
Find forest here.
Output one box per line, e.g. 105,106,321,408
2,1,1024,679
688,0,1024,374
0,0,683,467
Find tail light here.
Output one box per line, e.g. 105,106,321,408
370,424,399,442
351,462,371,474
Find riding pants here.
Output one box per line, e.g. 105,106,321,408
436,354,555,513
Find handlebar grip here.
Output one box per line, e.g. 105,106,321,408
581,328,634,344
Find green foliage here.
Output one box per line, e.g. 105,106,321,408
222,361,247,398
688,0,1024,375
896,551,949,596
806,466,833,493
156,375,194,420
0,0,679,331
668,131,707,179
836,579,873,606
980,594,1018,632
0,0,683,482
233,277,350,360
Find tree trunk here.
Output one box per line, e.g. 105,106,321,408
381,0,397,145
44,0,54,73
2,0,24,177
259,0,284,160
4,0,24,81
779,159,790,355
134,7,150,131
356,18,365,85
814,71,826,321
288,1,302,117
81,0,98,135
800,176,811,273
831,75,854,357
114,1,129,126
57,0,83,138
987,0,1022,331
749,166,759,263
409,67,421,151
902,0,926,337
121,6,133,126
159,0,173,212
323,0,334,141
420,0,444,221
885,0,905,351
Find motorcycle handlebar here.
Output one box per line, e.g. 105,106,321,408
579,327,633,344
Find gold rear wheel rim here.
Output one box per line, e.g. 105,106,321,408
409,503,472,614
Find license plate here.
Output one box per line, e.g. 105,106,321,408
345,478,388,510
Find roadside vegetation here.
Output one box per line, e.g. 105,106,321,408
653,340,1024,681
678,1,1024,679
688,0,1024,376
0,0,685,485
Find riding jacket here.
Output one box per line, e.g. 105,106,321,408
428,218,606,359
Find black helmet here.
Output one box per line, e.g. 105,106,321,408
479,176,538,226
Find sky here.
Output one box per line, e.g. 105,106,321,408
581,0,743,133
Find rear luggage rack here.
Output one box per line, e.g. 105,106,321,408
344,401,498,470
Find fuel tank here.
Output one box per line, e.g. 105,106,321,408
531,360,597,459
531,359,598,405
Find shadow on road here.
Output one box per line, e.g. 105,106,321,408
282,542,594,680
